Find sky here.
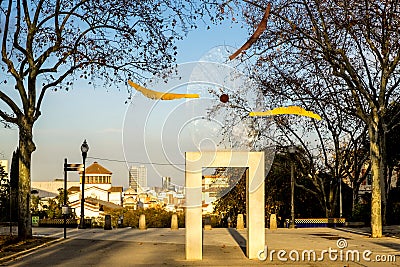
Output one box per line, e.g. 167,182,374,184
0,18,250,189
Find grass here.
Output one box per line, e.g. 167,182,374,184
0,235,56,260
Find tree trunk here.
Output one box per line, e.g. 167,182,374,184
327,186,336,218
10,149,20,224
352,185,359,218
381,126,388,226
18,119,36,239
369,114,382,238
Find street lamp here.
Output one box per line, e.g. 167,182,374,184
79,140,89,229
288,145,296,229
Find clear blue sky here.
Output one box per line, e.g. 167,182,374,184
0,19,249,189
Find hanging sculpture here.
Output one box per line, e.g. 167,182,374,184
229,3,272,60
128,80,199,100
249,106,322,120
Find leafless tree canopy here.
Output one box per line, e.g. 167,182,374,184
219,0,400,236
0,0,219,239
0,0,219,125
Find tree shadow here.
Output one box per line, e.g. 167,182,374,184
373,241,400,251
227,228,246,255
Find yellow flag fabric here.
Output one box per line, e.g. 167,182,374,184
128,80,199,100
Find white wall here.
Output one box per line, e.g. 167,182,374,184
109,192,122,205
85,187,108,201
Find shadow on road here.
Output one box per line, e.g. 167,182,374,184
373,241,400,251
227,228,246,255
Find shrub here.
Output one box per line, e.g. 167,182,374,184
113,207,184,228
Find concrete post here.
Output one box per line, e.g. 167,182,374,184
204,216,212,230
236,214,244,230
269,214,277,230
139,214,146,230
185,152,203,260
246,156,265,259
171,214,178,230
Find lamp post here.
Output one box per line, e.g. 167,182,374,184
79,140,89,229
288,145,296,229
339,176,342,218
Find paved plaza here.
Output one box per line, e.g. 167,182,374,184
1,226,400,266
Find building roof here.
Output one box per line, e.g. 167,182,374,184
108,186,123,193
85,186,109,192
85,197,122,210
124,187,138,195
81,162,112,175
68,186,81,193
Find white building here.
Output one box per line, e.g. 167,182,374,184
31,162,123,219
123,187,138,209
68,162,123,218
32,180,80,198
202,173,229,214
129,165,147,192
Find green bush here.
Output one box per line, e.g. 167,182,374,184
112,207,185,228
91,216,105,228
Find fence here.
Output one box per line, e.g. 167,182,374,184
294,218,346,228
38,218,79,228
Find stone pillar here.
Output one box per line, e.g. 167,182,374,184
185,152,203,260
204,216,212,230
139,214,146,230
246,154,265,259
236,214,244,230
171,214,178,230
269,214,277,230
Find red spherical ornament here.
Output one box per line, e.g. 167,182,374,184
220,94,229,103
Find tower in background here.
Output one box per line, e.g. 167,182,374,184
162,176,171,191
129,165,147,191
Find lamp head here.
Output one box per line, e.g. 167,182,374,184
81,139,89,158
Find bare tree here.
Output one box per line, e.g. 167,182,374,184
208,59,370,219
0,0,218,239
224,0,400,237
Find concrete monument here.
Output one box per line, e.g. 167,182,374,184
185,151,265,260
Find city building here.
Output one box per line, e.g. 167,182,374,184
68,162,123,218
202,168,230,214
69,162,123,205
32,179,80,198
31,162,124,218
129,165,147,192
358,167,398,195
123,187,138,210
162,176,171,191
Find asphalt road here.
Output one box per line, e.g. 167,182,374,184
1,227,400,266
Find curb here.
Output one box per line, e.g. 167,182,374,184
0,237,64,264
